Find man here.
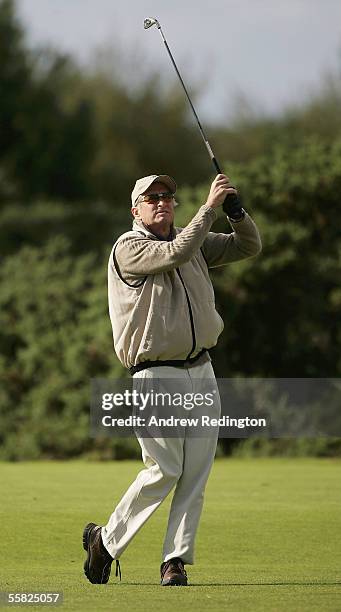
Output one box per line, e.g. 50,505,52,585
83,173,262,586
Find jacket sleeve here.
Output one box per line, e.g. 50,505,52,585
115,205,217,277
201,212,262,268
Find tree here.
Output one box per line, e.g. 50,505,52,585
0,235,128,459
0,0,96,202
183,138,341,378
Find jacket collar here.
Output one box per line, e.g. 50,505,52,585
132,218,176,241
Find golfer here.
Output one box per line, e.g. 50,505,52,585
83,173,262,586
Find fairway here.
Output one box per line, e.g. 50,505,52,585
1,458,341,611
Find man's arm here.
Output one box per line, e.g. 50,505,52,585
115,205,217,277
114,174,257,278
201,213,262,268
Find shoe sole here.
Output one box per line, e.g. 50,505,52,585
83,522,97,583
161,577,188,586
83,522,111,584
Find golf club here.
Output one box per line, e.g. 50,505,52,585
144,17,242,217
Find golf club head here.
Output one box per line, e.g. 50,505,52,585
144,17,160,30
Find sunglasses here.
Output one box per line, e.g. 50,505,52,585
138,192,175,204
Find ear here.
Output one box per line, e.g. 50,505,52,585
131,206,140,219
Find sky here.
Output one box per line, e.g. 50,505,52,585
17,0,341,124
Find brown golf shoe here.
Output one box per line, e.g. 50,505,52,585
83,522,118,584
160,557,188,586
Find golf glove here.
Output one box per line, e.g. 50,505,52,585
223,192,245,221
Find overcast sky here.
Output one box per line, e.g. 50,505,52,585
17,0,341,124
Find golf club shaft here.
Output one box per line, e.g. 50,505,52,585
144,17,244,215
157,24,223,175
148,20,242,216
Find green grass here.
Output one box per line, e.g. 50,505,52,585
1,458,341,611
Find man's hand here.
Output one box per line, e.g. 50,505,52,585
205,174,238,209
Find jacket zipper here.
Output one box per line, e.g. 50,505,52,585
176,268,196,360
137,226,197,360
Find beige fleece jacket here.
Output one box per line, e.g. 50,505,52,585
108,205,261,369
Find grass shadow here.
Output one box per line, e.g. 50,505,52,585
110,581,341,587
190,581,341,587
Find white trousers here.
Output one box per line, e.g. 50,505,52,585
101,360,220,564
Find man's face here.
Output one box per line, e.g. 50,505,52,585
131,181,175,234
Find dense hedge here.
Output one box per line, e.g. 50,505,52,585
0,138,340,458
1,0,341,460
0,237,120,459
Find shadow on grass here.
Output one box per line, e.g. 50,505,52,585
190,582,341,587
108,581,341,587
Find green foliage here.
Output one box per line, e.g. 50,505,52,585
0,0,210,206
1,138,340,459
232,437,341,458
0,236,126,459
0,0,95,202
1,1,341,459
0,200,128,257
211,67,341,164
2,0,341,206
66,70,212,206
179,137,341,378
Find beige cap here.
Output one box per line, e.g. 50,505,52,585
131,174,177,206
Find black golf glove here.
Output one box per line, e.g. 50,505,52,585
222,192,245,221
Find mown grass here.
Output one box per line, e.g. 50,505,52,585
1,458,341,611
